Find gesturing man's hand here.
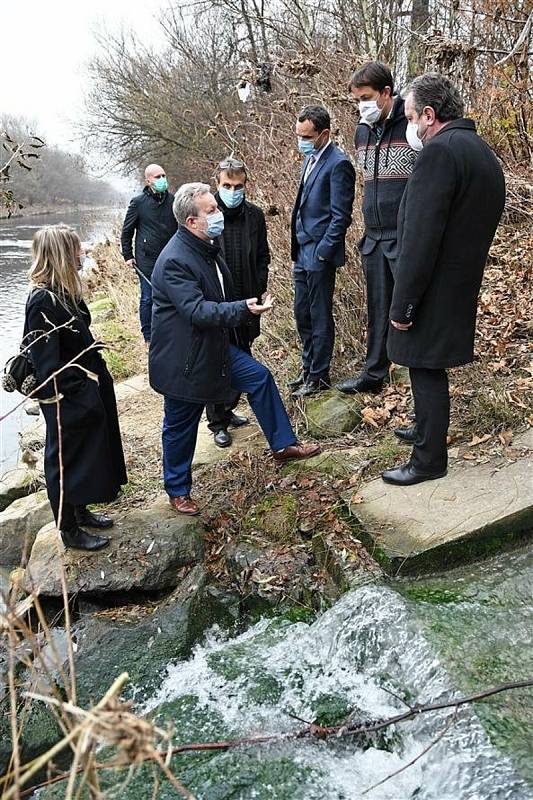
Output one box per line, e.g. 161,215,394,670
246,294,274,315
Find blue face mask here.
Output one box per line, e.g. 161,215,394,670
206,210,225,238
219,187,245,208
298,138,315,156
153,176,168,193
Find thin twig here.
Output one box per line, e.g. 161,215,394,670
361,711,457,795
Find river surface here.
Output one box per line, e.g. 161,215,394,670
134,548,533,799
0,207,124,474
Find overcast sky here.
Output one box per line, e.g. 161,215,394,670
2,0,165,181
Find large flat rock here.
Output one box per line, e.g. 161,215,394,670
0,489,53,566
0,466,45,512
22,494,205,595
348,431,533,574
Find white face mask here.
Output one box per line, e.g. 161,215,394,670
406,121,424,152
358,100,382,126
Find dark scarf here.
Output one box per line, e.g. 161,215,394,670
216,193,246,298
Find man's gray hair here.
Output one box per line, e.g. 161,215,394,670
173,182,211,224
406,73,464,122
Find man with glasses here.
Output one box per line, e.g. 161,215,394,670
121,164,178,349
206,157,271,448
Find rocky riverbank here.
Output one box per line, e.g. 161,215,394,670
1,238,532,792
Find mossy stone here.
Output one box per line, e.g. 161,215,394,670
304,391,363,439
243,493,298,541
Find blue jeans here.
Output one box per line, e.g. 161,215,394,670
138,272,153,342
162,345,297,497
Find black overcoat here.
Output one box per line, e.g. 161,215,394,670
387,119,505,369
149,226,256,404
215,196,270,345
25,290,127,507
120,187,178,276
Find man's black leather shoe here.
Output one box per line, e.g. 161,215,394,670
335,375,383,394
75,508,114,529
60,526,110,551
393,425,418,444
228,413,249,428
214,429,232,448
287,371,308,390
292,377,330,399
382,463,447,486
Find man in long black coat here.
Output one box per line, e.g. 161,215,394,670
121,164,178,346
383,73,505,486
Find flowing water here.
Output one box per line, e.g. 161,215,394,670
135,547,532,800
0,207,124,473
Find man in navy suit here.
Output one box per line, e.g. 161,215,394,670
289,105,356,398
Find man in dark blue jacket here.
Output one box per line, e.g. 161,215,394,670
337,62,417,395
149,182,320,515
289,105,356,398
121,164,178,347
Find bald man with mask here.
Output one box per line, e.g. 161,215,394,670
121,164,178,347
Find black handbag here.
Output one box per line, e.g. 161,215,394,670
1,348,38,396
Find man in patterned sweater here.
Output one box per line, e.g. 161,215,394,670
337,62,417,395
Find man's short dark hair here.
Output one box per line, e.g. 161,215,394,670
298,105,331,133
349,61,394,94
407,73,464,122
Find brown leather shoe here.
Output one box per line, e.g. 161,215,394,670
168,495,200,516
272,442,321,463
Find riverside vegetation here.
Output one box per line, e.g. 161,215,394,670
1,0,532,795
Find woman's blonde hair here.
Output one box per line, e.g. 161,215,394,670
29,224,83,307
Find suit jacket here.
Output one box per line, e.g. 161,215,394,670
388,119,505,369
149,226,256,404
290,142,355,269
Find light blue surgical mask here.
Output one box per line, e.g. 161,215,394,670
219,187,245,208
206,210,225,238
298,138,315,156
153,176,168,193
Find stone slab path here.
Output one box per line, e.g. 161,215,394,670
348,429,533,574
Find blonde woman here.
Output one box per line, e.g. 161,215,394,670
25,225,127,550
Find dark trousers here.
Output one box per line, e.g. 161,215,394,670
206,340,252,433
361,240,396,382
138,272,153,342
409,367,449,474
293,264,336,380
162,345,296,497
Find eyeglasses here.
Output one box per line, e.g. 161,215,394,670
218,157,246,171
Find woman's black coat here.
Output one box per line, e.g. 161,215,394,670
149,226,256,404
25,290,127,509
387,119,505,369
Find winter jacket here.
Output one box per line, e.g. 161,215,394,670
120,187,178,276
149,226,256,403
355,96,416,240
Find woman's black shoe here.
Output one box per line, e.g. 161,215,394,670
75,508,114,529
60,526,110,551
